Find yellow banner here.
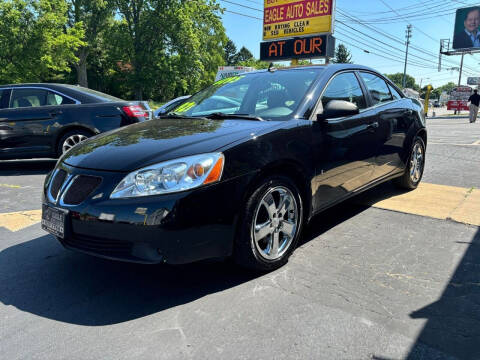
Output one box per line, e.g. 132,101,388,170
263,15,332,40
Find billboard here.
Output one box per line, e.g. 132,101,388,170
263,0,334,41
452,6,480,50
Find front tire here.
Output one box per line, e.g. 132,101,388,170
234,176,303,271
394,136,426,190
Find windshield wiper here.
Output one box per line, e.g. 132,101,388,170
162,113,208,121
204,112,265,121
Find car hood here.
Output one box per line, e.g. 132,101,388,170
63,118,282,172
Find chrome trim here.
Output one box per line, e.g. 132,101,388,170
46,169,74,205
3,86,81,106
58,175,80,207
58,175,102,207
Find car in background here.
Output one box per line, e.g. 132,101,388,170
154,95,190,118
0,84,152,160
42,64,427,271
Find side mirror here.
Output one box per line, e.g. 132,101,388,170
317,100,359,121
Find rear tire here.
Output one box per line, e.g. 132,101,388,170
394,136,426,190
234,176,303,271
57,129,92,157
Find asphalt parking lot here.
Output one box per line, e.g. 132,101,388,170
1,116,479,360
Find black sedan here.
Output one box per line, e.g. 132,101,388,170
0,84,151,160
41,65,427,271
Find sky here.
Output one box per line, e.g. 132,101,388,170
219,0,480,89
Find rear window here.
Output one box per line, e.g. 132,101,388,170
63,85,123,102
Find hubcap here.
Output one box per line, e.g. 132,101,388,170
409,141,424,183
62,134,88,154
251,186,299,261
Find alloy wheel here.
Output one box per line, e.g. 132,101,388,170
409,141,424,183
251,186,299,261
62,134,88,154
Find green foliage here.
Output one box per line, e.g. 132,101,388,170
224,38,237,66
385,73,419,91
67,0,114,86
0,0,84,83
111,0,226,100
333,44,352,64
0,0,228,102
232,46,254,64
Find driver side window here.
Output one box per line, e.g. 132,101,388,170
321,72,367,110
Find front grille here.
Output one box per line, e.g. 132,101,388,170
63,175,102,205
63,234,133,256
50,170,67,200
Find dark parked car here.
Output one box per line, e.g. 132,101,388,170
0,84,151,160
41,65,427,271
154,95,190,118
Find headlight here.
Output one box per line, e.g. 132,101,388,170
110,153,225,198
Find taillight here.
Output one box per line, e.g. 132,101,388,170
122,105,148,118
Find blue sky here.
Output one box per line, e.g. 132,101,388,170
219,0,480,88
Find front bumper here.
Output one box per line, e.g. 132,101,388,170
43,163,253,264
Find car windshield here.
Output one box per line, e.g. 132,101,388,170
170,68,322,121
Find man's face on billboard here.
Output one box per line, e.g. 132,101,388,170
464,9,480,33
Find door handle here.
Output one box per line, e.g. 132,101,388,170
49,110,63,117
367,122,379,131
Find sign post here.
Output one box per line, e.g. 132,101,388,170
260,0,336,63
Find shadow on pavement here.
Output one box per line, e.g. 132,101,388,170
0,197,374,326
0,234,260,326
0,159,56,176
407,227,480,360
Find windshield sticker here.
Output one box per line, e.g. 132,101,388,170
174,101,196,113
214,75,245,87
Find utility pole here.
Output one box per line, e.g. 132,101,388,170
458,53,465,86
402,25,412,89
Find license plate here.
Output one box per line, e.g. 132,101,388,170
41,204,67,239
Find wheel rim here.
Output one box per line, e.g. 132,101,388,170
409,141,424,183
251,186,299,261
62,134,88,154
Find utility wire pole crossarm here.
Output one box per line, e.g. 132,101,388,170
403,25,412,89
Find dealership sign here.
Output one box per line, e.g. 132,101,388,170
263,0,334,41
260,34,335,61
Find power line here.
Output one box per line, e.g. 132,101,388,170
223,9,262,21
219,0,263,13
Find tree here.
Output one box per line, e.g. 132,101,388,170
224,38,237,66
333,44,352,64
0,0,84,83
232,46,254,64
112,0,226,100
385,73,419,91
67,0,114,87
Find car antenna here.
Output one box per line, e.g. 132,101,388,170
268,62,277,72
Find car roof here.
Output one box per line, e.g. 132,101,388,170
244,63,380,75
0,83,124,103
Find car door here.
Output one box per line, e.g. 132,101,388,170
0,88,67,157
358,72,414,179
311,71,379,211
